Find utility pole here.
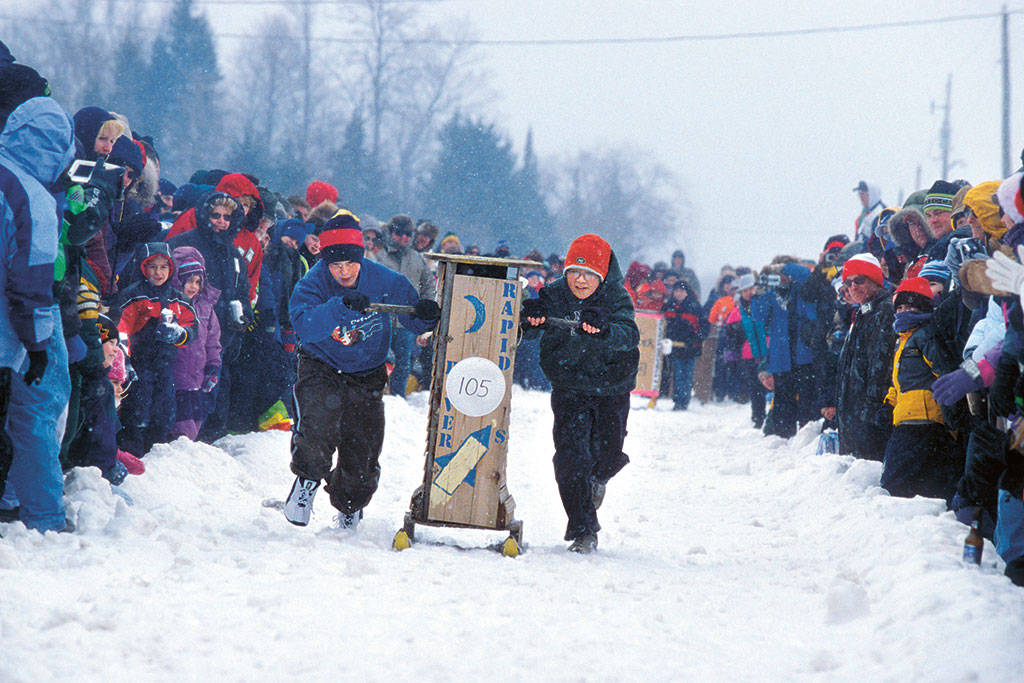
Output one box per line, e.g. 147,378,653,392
1002,5,1012,177
932,74,953,179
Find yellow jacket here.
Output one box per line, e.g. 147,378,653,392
885,328,944,426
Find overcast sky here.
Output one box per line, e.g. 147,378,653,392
9,0,1023,282
418,0,1023,279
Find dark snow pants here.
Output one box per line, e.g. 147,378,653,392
839,417,891,462
290,351,387,514
551,389,630,541
881,422,961,505
67,374,118,478
118,361,175,457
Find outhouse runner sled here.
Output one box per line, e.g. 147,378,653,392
392,254,542,556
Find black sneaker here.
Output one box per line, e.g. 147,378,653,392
568,532,598,554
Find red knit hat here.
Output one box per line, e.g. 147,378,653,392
893,276,934,310
306,180,338,209
564,234,611,282
841,253,884,286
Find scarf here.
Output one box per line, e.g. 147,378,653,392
893,310,933,333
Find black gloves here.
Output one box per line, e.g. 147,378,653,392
65,173,118,246
580,307,610,337
412,299,441,321
24,350,48,385
522,298,546,319
342,292,370,313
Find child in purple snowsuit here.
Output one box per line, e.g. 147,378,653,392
169,247,222,440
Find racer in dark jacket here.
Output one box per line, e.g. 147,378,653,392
521,233,639,553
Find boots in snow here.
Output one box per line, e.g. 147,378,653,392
283,477,320,526
568,532,598,554
592,479,607,510
333,509,363,530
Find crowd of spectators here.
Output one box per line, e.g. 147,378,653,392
629,172,1024,587
1,42,1022,586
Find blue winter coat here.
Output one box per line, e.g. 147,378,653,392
290,258,433,374
750,262,816,374
0,97,76,369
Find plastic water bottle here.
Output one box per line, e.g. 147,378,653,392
816,428,839,455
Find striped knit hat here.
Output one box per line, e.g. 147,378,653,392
923,180,960,212
918,260,951,285
319,210,363,263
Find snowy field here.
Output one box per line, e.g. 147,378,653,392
3,390,1024,682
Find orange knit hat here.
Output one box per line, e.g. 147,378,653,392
564,234,611,282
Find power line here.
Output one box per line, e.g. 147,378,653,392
1,7,1021,45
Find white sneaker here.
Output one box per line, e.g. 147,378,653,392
283,477,319,526
333,509,363,530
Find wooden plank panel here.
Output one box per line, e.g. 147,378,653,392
425,274,521,527
632,312,664,396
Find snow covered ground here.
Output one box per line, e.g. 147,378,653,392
2,390,1024,682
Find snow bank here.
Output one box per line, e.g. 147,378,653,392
2,393,1023,682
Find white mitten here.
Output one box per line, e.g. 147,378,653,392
659,338,674,356
986,247,1024,302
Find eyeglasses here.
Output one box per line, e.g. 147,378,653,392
566,269,599,282
843,275,870,287
209,212,232,221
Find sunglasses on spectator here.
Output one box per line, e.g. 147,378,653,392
843,275,871,286
210,212,232,221
962,206,975,219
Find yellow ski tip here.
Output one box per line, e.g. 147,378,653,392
392,530,411,551
501,536,520,558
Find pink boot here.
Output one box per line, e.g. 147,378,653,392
116,450,145,475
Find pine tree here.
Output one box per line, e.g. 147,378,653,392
337,109,393,219
106,35,150,126
512,128,555,250
141,0,222,179
420,115,536,253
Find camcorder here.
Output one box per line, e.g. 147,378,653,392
65,156,127,202
759,273,782,288
66,157,124,184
